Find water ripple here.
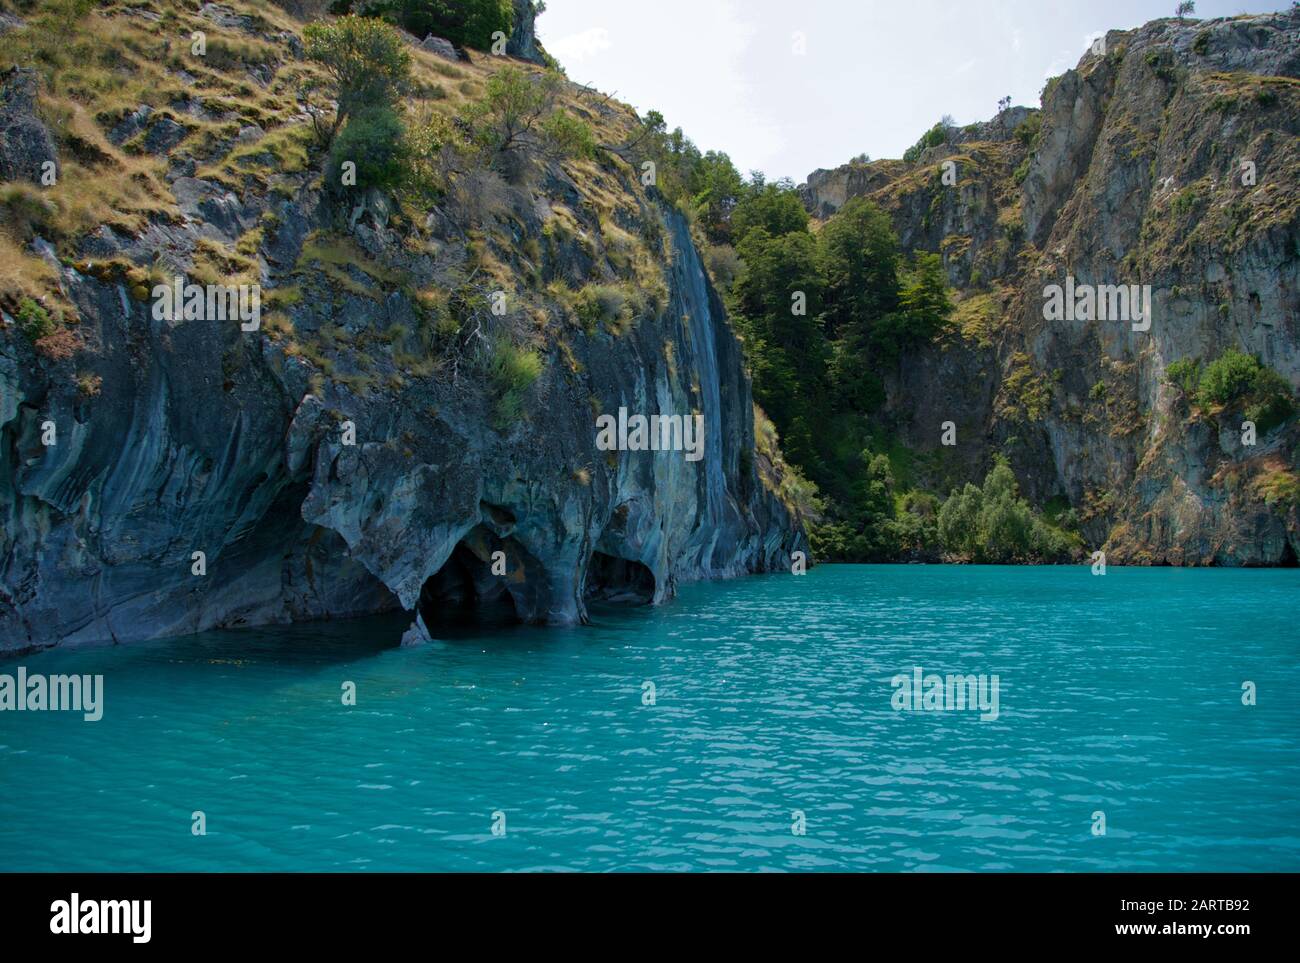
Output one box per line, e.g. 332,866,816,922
1,566,1297,871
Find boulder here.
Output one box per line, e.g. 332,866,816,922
420,35,459,61
108,105,154,145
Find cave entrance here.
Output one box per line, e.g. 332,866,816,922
416,529,522,628
584,551,655,605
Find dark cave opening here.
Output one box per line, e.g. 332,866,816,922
584,551,656,605
1279,539,1298,568
416,534,522,628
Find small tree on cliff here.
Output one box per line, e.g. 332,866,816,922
304,15,411,145
461,65,577,160
1176,1,1196,19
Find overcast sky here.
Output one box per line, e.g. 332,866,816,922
537,0,1293,184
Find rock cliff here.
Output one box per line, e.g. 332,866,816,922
801,11,1300,565
0,1,805,653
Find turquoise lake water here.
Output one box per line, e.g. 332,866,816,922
2,564,1297,872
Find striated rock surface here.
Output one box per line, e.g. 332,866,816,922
1,202,804,651
0,5,804,654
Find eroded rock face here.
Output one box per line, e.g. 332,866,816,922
0,4,802,655
290,209,802,634
1,192,803,653
0,8,804,653
799,10,1300,565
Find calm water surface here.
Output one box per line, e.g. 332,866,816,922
2,565,1297,871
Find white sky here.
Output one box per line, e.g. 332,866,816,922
537,0,1294,183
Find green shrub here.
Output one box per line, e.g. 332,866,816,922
1001,352,1052,421
328,106,408,190
891,491,939,553
810,450,902,561
541,109,595,159
808,520,853,561
486,335,543,428
937,482,981,556
1029,517,1077,559
902,121,949,164
971,459,1034,562
1145,50,1178,82
574,284,642,334
16,298,55,342
812,453,1078,564
937,456,1077,562
1170,350,1295,433
1244,366,1296,433
402,110,461,197
1015,111,1042,148
1170,187,1200,218
462,66,564,157
1198,349,1261,406
1256,469,1300,508
1165,357,1200,396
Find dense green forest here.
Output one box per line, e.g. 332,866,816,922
629,115,1080,563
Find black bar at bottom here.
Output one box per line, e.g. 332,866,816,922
0,871,1281,947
